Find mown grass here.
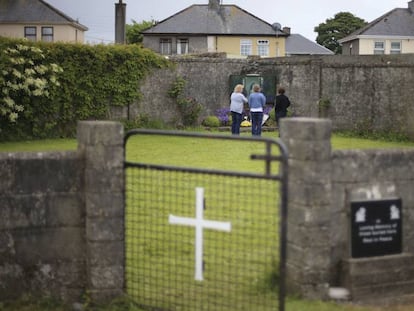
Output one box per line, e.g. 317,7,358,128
1,130,414,310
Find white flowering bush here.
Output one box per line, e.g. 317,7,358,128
0,44,62,123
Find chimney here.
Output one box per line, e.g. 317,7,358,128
115,0,126,44
409,0,414,14
208,0,220,11
282,27,291,35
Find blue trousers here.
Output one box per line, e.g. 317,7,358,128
231,111,243,135
250,112,263,136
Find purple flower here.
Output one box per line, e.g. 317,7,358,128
215,108,230,125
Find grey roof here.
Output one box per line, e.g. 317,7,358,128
340,7,414,43
0,0,88,31
286,34,334,55
142,4,287,36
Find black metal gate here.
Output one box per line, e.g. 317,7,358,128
124,130,288,311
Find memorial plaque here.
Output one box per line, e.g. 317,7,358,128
351,198,402,258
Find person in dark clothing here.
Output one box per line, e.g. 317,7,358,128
274,87,291,128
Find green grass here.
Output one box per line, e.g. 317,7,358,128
1,130,414,153
1,130,414,310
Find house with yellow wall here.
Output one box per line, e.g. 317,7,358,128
142,0,290,58
0,0,88,43
339,1,414,55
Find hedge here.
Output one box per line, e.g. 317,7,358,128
0,37,170,141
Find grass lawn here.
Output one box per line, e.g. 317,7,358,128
1,130,414,311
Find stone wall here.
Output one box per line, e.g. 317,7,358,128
281,117,414,304
115,54,414,137
0,121,124,303
1,120,414,305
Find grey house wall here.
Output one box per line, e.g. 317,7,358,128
1,120,414,305
120,54,414,138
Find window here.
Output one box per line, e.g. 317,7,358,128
42,27,54,42
177,39,189,55
390,41,401,54
257,40,269,57
240,39,252,56
24,26,37,41
373,41,385,54
160,39,172,55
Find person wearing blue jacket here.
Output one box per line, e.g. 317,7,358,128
248,84,266,136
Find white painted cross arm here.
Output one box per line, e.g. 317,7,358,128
168,187,232,281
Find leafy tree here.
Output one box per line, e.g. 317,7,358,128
315,12,367,54
126,19,156,44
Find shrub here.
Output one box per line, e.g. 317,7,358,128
202,115,220,127
0,37,170,141
168,76,203,127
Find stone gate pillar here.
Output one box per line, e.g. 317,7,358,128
280,117,332,299
77,121,125,302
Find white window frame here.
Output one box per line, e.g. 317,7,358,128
160,39,172,55
41,26,54,42
390,41,401,54
24,26,37,41
373,41,385,55
257,40,269,57
240,39,252,56
177,38,189,55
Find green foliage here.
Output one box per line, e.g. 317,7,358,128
334,130,411,144
126,19,156,44
0,37,169,141
168,76,203,127
121,114,167,131
318,97,331,118
315,12,367,54
0,43,62,123
202,115,220,127
167,75,186,99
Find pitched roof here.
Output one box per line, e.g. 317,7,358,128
142,4,287,36
340,6,414,43
286,34,334,55
0,0,88,31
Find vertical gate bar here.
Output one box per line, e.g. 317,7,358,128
265,141,271,176
278,140,288,311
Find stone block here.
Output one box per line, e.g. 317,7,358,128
89,265,124,289
47,193,83,226
77,121,124,147
14,228,85,264
284,138,331,161
85,192,123,218
341,253,414,303
83,144,124,170
347,183,397,202
281,117,332,141
13,154,81,194
0,195,47,229
332,150,373,183
84,168,124,193
0,156,13,193
88,241,124,266
288,159,332,184
287,203,331,227
288,181,332,206
86,217,124,241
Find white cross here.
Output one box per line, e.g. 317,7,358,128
168,187,232,281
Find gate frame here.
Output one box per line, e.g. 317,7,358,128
124,129,288,311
